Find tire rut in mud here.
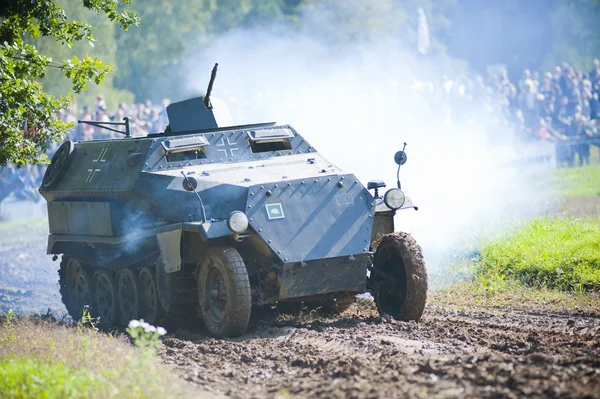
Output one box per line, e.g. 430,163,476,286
160,300,600,398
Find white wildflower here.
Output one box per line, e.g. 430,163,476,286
128,320,141,329
157,327,167,336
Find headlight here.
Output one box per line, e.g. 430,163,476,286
227,211,249,233
383,188,406,210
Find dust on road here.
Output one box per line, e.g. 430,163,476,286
162,300,600,399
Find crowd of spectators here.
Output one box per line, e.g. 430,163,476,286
59,95,171,141
401,59,600,166
488,59,600,145
2,58,600,210
57,59,600,151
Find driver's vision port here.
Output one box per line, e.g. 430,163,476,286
250,139,292,153
166,148,207,162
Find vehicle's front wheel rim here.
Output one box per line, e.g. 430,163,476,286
204,266,228,324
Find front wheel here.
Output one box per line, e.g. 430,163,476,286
197,246,251,337
369,232,427,321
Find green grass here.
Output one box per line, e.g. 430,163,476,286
0,356,121,399
553,165,600,198
431,281,600,315
434,217,600,313
0,314,191,399
476,218,600,292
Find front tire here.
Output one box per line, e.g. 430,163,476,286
197,246,251,337
370,232,427,321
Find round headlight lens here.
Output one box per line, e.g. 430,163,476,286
383,188,406,210
227,211,249,233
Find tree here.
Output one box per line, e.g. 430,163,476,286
0,0,138,166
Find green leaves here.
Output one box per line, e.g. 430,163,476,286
61,55,112,93
0,1,138,166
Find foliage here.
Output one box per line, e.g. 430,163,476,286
543,0,600,72
475,218,600,292
113,0,303,101
0,313,187,398
0,0,138,166
4,0,600,166
33,1,136,112
0,356,108,399
126,319,167,355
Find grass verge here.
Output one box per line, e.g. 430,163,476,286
433,217,600,314
0,312,192,399
431,280,600,316
475,218,600,292
553,165,600,198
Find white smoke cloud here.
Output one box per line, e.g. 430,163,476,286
178,8,555,285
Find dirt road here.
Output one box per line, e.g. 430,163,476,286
2,202,599,398
161,299,600,398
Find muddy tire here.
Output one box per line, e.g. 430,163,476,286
197,246,251,337
370,232,427,321
59,256,93,321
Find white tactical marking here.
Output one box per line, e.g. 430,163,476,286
216,137,239,157
93,148,108,163
87,148,108,183
85,169,101,183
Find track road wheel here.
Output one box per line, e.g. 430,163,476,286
370,232,427,322
93,270,118,327
197,246,251,337
138,267,164,325
59,257,93,321
117,268,140,327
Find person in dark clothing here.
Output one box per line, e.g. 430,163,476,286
574,115,592,166
564,77,581,116
591,89,599,120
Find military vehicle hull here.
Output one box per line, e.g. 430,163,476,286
40,96,427,336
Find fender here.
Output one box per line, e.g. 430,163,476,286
371,196,418,249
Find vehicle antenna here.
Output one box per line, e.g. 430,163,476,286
181,171,207,223
203,63,219,110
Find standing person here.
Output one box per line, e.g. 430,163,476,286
575,115,592,166
564,76,581,117
590,85,599,121
540,72,561,99
95,94,106,114
77,105,94,141
94,105,111,139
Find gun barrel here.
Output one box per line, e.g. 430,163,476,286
204,63,219,109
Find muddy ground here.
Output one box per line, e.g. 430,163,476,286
1,200,599,398
162,300,600,399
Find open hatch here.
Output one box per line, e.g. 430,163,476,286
248,128,293,153
162,136,209,162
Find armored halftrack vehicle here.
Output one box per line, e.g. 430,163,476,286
39,65,427,336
